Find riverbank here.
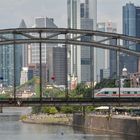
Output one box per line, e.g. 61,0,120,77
21,113,140,137
73,113,140,136
21,114,73,126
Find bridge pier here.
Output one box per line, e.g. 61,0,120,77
108,106,113,117
82,106,86,116
0,106,3,113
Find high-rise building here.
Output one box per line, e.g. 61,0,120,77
29,17,58,64
122,3,140,73
67,0,81,82
19,19,28,67
80,0,96,82
97,22,117,81
47,46,66,85
28,17,58,86
67,0,97,83
28,17,66,86
0,20,27,87
0,43,14,86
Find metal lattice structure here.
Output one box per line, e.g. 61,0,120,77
0,28,140,106
0,28,140,55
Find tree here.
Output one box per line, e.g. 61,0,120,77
95,79,116,89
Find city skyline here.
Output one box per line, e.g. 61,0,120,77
0,0,139,33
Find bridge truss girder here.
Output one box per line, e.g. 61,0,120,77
0,28,140,105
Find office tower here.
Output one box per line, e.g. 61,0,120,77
122,3,140,73
29,17,58,82
29,17,57,64
47,46,66,85
0,20,27,87
0,41,22,86
80,0,96,82
19,19,28,67
97,22,117,81
0,44,14,86
28,17,67,86
67,0,81,83
67,0,97,83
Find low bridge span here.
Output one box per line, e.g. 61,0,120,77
0,98,140,107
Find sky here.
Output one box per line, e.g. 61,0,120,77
0,0,140,33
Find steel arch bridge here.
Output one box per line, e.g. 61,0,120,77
0,28,140,106
0,28,140,56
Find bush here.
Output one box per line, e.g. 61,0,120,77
49,107,58,114
32,106,41,114
20,115,27,121
60,106,82,114
41,106,50,114
61,106,73,113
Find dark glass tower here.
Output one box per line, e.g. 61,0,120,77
122,3,140,73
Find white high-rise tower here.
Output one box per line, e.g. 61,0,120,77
67,0,97,83
67,0,81,82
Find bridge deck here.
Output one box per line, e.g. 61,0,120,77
0,98,140,107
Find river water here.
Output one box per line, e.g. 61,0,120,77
0,107,139,140
0,120,139,140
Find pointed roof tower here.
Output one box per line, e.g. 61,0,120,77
19,19,27,28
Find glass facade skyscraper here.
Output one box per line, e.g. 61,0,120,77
122,3,140,73
67,0,97,83
97,22,117,81
0,44,14,86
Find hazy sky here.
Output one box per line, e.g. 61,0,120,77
0,0,140,33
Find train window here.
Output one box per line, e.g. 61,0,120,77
134,91,137,94
113,91,116,94
105,92,108,94
127,91,130,94
123,91,127,94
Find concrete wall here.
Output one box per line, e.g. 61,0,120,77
73,114,140,136
0,115,20,121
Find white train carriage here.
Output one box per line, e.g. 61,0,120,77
95,88,140,98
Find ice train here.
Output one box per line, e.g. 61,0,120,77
95,88,140,98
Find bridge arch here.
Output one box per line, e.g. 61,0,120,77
0,28,140,56
0,28,140,103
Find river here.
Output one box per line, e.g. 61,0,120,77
0,120,139,140
0,107,139,140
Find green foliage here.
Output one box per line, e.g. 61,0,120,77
60,106,82,114
49,107,58,114
16,77,36,90
0,94,10,98
72,106,82,112
83,88,92,98
32,106,58,115
32,106,42,114
20,115,27,120
35,84,40,97
69,83,93,98
124,79,131,87
95,79,116,89
44,88,65,98
75,83,87,95
32,105,95,114
85,106,95,113
41,106,50,113
60,106,74,113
